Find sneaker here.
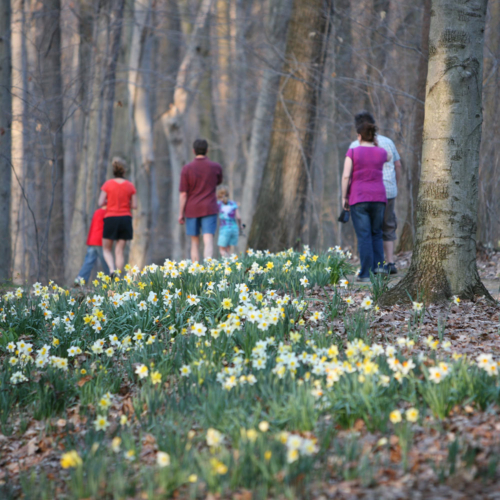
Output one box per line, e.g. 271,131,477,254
374,267,388,274
356,276,371,283
387,263,398,275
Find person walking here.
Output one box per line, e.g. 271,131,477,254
349,111,402,274
178,139,223,262
342,122,392,282
216,185,242,257
98,157,137,275
74,206,110,285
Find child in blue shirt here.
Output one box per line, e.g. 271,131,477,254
217,185,242,257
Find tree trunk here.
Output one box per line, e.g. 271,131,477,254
34,0,65,283
0,0,11,281
61,0,81,272
160,0,212,261
128,0,154,269
149,0,181,264
397,0,431,252
11,0,37,283
238,0,293,244
380,0,491,305
66,0,124,283
477,0,500,246
247,0,333,252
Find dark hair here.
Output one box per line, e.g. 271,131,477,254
354,110,375,128
193,139,208,156
112,156,126,178
356,122,377,143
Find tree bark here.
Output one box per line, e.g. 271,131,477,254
128,0,154,269
61,0,81,271
66,0,124,283
0,0,11,281
238,0,293,243
397,0,431,252
11,0,37,284
247,0,333,252
149,0,181,264
33,0,65,283
380,0,491,305
477,0,500,246
160,0,212,261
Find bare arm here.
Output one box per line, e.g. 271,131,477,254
341,157,353,210
235,208,242,229
394,160,402,186
386,150,393,163
98,190,107,207
131,194,137,210
178,192,187,224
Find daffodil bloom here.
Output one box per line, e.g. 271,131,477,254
406,408,419,422
93,415,109,431
258,421,269,432
60,450,82,469
157,451,171,467
206,428,224,448
135,364,148,379
151,371,162,385
389,410,402,424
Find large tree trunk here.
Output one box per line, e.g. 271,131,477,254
128,0,154,269
34,0,65,283
66,0,124,283
247,0,333,251
160,0,212,261
477,0,500,246
380,0,490,305
238,0,293,247
149,0,181,264
11,0,38,283
0,0,11,281
397,0,431,252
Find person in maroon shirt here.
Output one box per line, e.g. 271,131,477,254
74,207,110,285
179,139,223,261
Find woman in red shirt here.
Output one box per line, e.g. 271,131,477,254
98,157,137,274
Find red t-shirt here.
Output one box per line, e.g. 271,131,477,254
87,208,106,246
179,157,223,218
101,179,136,217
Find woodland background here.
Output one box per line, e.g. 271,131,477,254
0,0,499,286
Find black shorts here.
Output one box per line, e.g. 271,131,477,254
103,216,133,241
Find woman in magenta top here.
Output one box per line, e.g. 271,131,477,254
341,122,392,281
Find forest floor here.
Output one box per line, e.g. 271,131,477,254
2,250,500,499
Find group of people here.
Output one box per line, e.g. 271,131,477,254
76,113,402,285
342,110,401,282
75,141,242,284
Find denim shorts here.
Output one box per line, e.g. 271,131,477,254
218,225,239,247
186,214,218,236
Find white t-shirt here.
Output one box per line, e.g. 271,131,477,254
349,135,401,199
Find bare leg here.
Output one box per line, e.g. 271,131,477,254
115,239,126,271
203,233,214,260
102,239,115,273
383,240,395,263
190,236,200,262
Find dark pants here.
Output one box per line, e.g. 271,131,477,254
350,202,386,279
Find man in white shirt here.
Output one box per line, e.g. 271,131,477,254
349,111,402,274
